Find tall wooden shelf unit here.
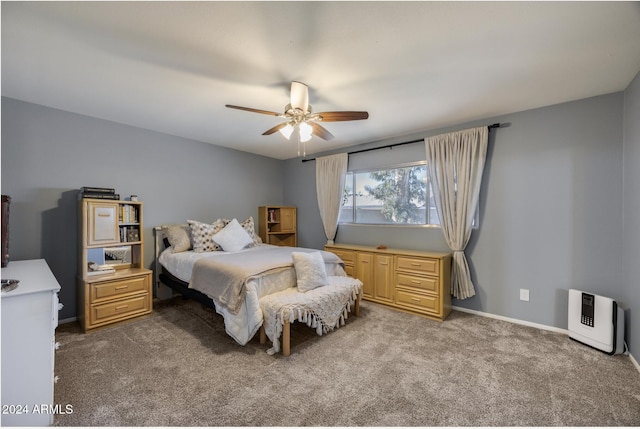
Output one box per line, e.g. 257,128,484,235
77,198,152,332
258,206,297,247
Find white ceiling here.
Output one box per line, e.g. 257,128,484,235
2,2,640,160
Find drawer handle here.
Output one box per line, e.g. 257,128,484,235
411,280,421,284
410,298,421,303
115,305,129,311
411,263,422,267
115,285,129,290
97,213,111,217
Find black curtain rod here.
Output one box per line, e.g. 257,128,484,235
301,123,502,163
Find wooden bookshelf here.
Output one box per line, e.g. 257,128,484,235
258,206,297,247
77,198,152,332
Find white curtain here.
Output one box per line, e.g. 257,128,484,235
425,126,488,299
316,153,348,245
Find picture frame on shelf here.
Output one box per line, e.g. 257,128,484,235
127,229,139,242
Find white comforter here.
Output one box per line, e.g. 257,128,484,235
158,246,346,345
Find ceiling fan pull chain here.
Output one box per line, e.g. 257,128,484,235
296,137,307,157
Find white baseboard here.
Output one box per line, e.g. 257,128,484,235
452,305,568,334
59,317,77,325
451,305,640,375
630,352,640,373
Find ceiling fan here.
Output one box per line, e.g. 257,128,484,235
225,81,369,144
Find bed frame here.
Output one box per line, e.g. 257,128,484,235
153,224,215,308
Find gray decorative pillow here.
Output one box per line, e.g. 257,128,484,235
187,219,225,252
162,225,191,253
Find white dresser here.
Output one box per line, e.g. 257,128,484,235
1,259,62,426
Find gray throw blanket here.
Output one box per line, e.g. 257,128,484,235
189,246,343,315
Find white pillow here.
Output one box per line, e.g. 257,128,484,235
223,216,262,246
292,251,328,292
212,218,254,252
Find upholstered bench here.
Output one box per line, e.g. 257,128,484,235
258,276,363,356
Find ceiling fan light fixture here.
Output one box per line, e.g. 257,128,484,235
299,121,313,142
279,123,295,139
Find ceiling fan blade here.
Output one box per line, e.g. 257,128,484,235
225,104,282,117
309,122,334,141
290,81,309,111
316,111,369,122
262,122,289,136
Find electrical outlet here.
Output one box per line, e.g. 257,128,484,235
520,289,530,302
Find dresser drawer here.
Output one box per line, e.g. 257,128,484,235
395,289,440,315
328,249,356,264
396,256,439,276
396,273,438,293
90,276,148,302
344,265,355,277
90,294,150,325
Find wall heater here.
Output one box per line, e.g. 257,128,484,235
568,289,625,355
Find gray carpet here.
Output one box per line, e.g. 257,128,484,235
54,297,640,426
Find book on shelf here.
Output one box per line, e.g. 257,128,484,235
81,186,116,194
87,267,116,276
119,205,138,224
82,193,120,200
80,186,119,200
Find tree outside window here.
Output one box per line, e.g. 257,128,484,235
340,163,440,225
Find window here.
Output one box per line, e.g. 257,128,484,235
340,162,441,226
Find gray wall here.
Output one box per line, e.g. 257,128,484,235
623,71,640,358
3,88,636,356
284,93,625,334
1,97,284,320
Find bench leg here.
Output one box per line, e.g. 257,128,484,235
282,320,291,357
259,325,266,345
355,291,361,317
260,320,290,356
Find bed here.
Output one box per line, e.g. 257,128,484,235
154,220,348,345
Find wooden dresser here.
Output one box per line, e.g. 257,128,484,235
325,243,452,321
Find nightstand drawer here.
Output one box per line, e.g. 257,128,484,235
395,289,439,314
396,256,439,275
91,276,148,302
396,273,438,293
91,294,150,325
